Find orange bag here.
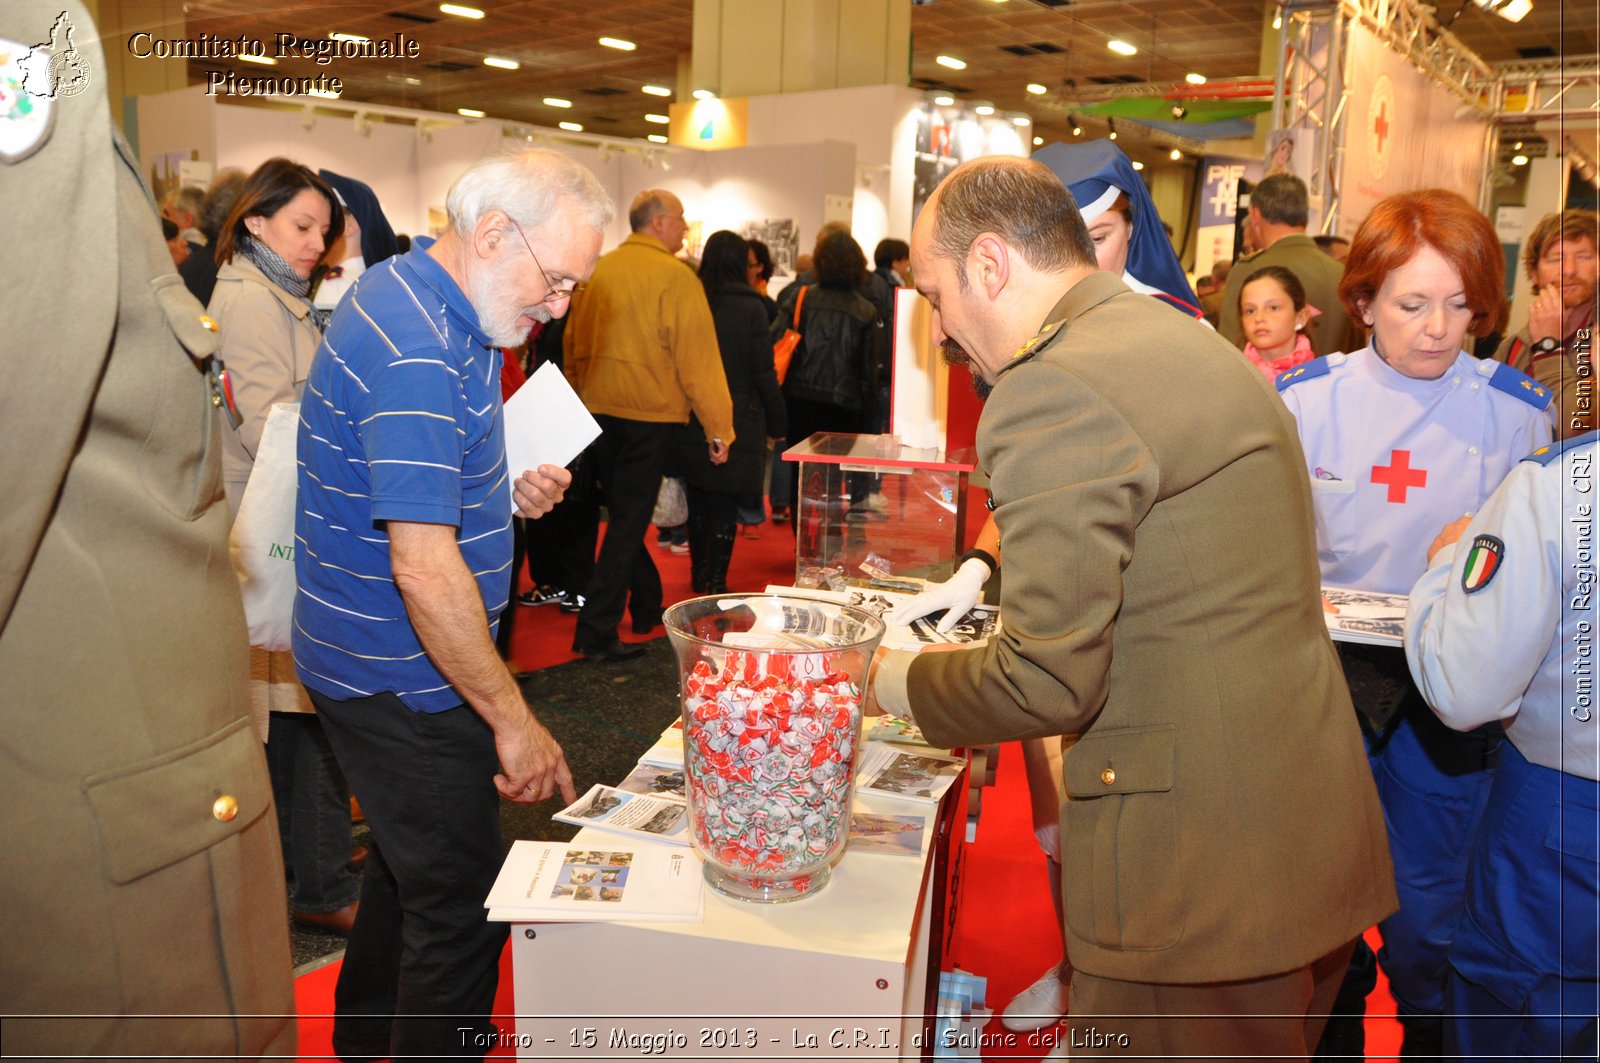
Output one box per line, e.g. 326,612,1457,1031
772,284,809,385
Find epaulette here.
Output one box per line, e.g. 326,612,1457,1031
1275,352,1345,392
1523,429,1599,465
1478,358,1554,411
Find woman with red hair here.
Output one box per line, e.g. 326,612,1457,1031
1277,189,1554,1056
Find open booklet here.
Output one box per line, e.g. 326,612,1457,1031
553,784,690,845
763,584,997,650
1322,586,1406,646
855,743,965,804
484,840,704,922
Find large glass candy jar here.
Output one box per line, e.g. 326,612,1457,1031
663,595,885,902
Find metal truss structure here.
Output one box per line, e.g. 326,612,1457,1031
1271,0,1600,227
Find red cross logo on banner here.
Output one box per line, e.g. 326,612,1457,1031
1373,101,1389,154
1371,449,1427,503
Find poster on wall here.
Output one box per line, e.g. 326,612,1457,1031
1338,25,1489,237
739,218,799,278
913,101,1030,222
1194,157,1263,280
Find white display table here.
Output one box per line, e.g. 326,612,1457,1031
491,784,965,1060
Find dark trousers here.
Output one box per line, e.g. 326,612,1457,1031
266,710,358,912
687,485,739,593
574,416,670,650
526,448,599,597
308,689,508,1063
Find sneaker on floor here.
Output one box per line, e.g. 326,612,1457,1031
558,594,586,615
999,961,1071,1032
516,584,566,607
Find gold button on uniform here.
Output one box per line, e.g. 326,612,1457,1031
1100,768,1116,786
212,794,239,822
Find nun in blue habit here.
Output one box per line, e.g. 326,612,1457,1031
1033,139,1203,319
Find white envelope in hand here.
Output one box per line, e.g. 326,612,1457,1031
503,361,602,482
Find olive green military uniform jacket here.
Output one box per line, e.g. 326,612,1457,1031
885,273,1396,985
0,2,294,1055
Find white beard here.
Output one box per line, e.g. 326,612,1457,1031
467,261,552,347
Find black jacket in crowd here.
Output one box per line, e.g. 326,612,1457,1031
672,283,788,494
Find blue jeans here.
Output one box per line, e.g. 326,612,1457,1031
309,690,507,1062
266,711,358,912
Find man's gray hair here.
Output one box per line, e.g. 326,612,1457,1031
447,150,614,237
1250,173,1309,228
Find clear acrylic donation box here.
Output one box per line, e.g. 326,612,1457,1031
782,433,978,590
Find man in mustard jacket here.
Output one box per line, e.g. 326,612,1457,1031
872,157,1396,1057
0,1,294,1055
564,189,734,659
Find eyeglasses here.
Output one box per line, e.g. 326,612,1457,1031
508,216,586,304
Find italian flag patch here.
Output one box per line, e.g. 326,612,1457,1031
1461,535,1504,594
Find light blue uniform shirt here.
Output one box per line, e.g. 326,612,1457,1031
1279,347,1553,594
1407,433,1598,780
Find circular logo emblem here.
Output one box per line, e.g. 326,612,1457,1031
49,47,91,99
1367,74,1395,181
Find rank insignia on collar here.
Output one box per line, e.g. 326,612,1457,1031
1012,319,1064,361
1461,535,1503,594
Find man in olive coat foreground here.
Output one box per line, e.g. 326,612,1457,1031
871,157,1396,1058
0,2,294,1057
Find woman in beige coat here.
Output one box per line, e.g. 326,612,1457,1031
210,158,361,932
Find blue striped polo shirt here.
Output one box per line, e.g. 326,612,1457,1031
292,238,511,712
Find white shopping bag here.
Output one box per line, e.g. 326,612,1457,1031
230,402,300,652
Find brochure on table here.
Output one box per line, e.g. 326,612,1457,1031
763,584,998,651
1322,586,1406,646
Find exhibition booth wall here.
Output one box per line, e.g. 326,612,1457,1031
131,86,861,271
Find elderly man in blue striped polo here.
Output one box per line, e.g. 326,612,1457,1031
293,150,611,1062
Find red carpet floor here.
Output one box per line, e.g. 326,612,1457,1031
294,516,1403,1060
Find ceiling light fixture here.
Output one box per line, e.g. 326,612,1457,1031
1186,72,1207,85
1107,118,1118,140
308,87,342,99
1169,148,1182,161
933,95,955,106
645,113,669,124
692,88,716,100
1272,14,1282,30
1131,160,1145,171
1512,154,1530,166
1514,140,1524,149
642,84,672,96
329,33,370,44
1472,0,1532,21
1027,83,1047,95
238,52,276,66
543,97,572,108
647,134,668,144
1108,40,1137,57
559,121,583,132
457,107,485,118
439,4,485,19
1013,115,1030,127
1070,115,1082,136
1171,104,1187,119
599,37,636,51
936,55,967,70
1033,135,1044,145
483,56,519,70
975,104,995,116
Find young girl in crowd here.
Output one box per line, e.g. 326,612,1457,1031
1238,264,1316,380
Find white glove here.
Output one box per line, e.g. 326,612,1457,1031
888,557,991,633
